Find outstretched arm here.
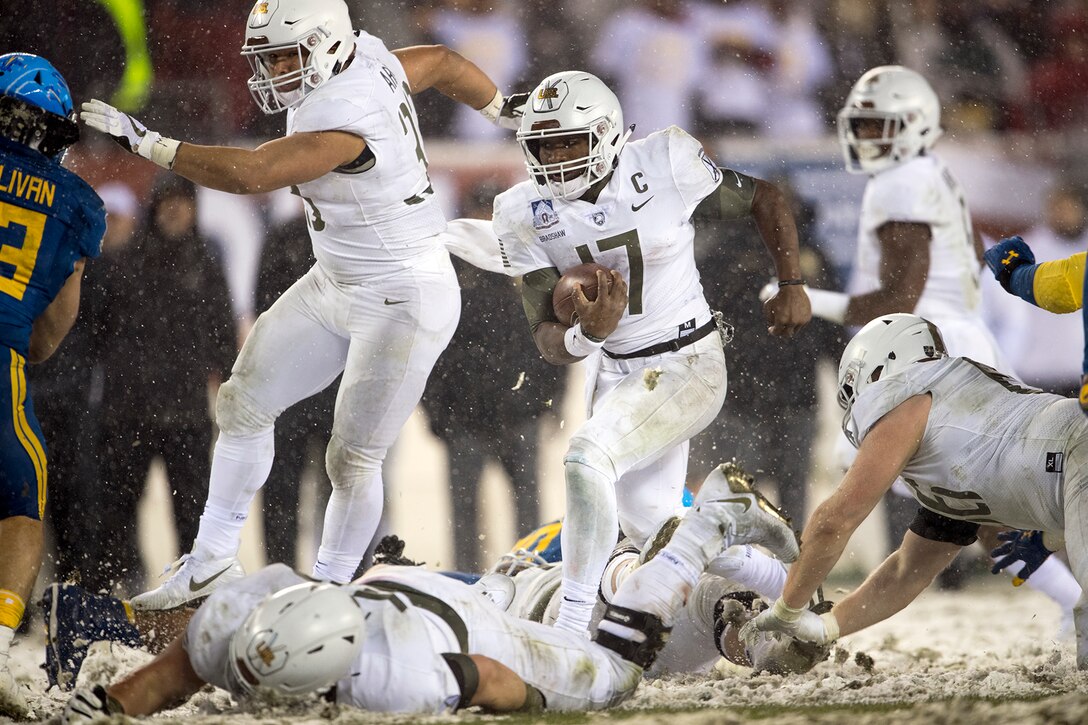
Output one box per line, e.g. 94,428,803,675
779,394,931,609
80,99,366,194
830,531,963,637
394,45,498,110
64,635,206,720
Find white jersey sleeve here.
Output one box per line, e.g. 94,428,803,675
184,564,308,693
849,357,1082,533
862,162,941,226
493,185,557,276
665,125,723,217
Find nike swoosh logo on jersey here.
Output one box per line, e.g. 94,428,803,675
189,565,233,592
732,170,743,188
384,299,408,305
631,196,655,212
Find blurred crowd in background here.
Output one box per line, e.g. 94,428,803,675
5,0,1088,585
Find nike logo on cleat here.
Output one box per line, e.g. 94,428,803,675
712,496,753,512
384,298,408,305
631,196,654,212
189,566,232,592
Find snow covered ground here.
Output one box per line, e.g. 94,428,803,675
9,575,1085,724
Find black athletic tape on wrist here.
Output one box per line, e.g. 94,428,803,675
777,278,806,287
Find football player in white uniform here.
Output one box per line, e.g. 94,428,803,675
792,65,1080,619
741,314,1088,669
802,66,999,359
493,71,811,635
484,480,828,678
78,0,525,608
61,467,800,720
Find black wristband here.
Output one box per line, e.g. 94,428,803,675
778,278,806,287
581,326,606,343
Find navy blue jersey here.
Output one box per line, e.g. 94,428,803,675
0,136,103,356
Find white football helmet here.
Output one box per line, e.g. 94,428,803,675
227,582,365,696
240,0,355,114
517,71,631,200
837,66,942,175
837,314,947,441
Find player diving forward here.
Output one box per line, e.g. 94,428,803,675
492,70,811,635
59,468,799,721
785,65,1080,620
0,53,105,718
741,314,1088,670
79,0,525,607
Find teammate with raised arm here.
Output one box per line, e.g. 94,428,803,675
60,468,800,721
0,54,105,717
79,0,523,607
741,313,1088,670
492,71,810,634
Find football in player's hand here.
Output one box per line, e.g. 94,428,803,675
553,262,609,326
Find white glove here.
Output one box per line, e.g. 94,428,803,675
80,99,179,169
478,90,529,131
63,685,124,723
739,598,839,647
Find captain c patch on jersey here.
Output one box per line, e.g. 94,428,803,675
531,199,559,230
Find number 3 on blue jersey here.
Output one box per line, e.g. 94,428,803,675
0,201,46,301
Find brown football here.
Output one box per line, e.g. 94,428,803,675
553,262,610,327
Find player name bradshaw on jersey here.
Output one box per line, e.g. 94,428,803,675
854,154,981,321
849,356,1086,533
0,165,56,206
284,31,447,284
493,126,722,353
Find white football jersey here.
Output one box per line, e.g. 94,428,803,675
853,154,982,323
494,126,722,353
848,357,1087,533
286,31,446,284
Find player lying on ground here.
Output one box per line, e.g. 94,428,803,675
740,313,1088,669
57,466,798,721
475,462,831,677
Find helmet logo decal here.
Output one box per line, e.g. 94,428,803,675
247,630,289,675
250,0,275,28
533,78,567,113
256,642,276,666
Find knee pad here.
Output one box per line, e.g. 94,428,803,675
215,378,277,436
594,604,672,669
325,433,383,490
564,434,617,483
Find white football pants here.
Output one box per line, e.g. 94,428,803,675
197,248,459,581
560,331,727,624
